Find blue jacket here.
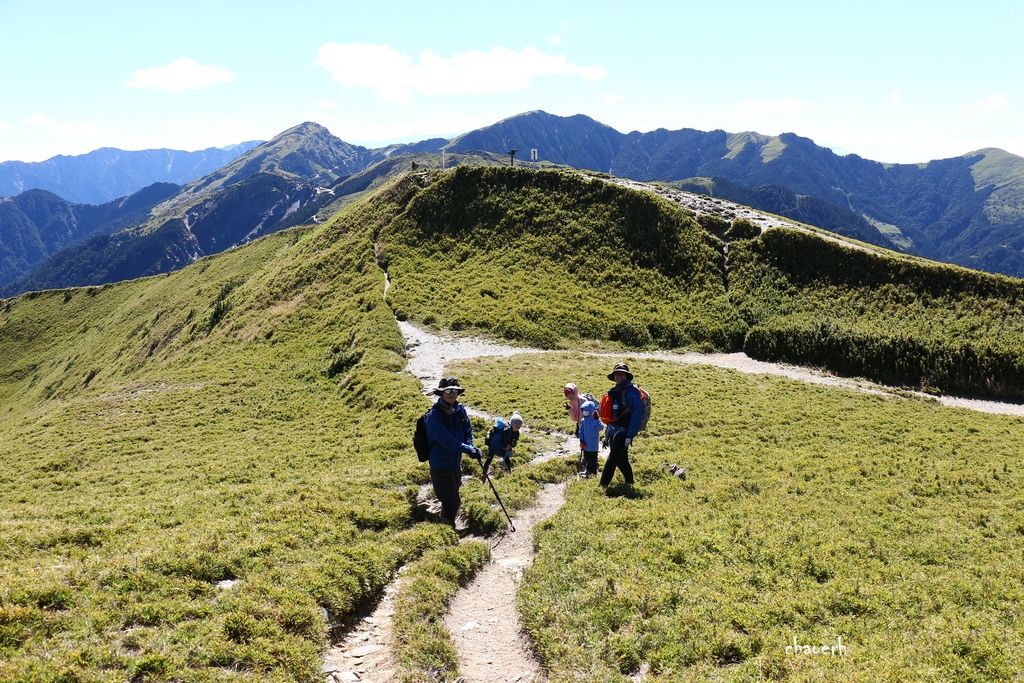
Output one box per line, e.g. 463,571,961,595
487,424,519,457
607,381,643,439
578,401,604,451
425,400,475,469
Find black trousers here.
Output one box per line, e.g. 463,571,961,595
430,468,462,524
599,432,633,486
582,450,599,476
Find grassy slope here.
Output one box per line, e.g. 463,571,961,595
452,353,1024,682
381,166,744,351
0,176,457,681
968,148,1024,225
732,228,1024,397
383,166,1024,398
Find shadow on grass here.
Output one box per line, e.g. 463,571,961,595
602,482,649,499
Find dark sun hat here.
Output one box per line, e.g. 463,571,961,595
434,377,465,395
607,363,634,382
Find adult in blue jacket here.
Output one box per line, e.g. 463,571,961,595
599,363,642,488
426,377,480,525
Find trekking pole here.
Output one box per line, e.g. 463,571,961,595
482,470,515,533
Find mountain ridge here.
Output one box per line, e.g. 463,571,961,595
0,182,182,288
4,167,1024,678
0,142,263,205
439,112,1024,277
4,111,1024,294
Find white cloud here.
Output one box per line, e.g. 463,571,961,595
126,57,235,93
26,113,105,138
314,42,606,104
601,93,626,106
0,120,10,130
890,91,902,106
965,92,1008,117
736,98,807,115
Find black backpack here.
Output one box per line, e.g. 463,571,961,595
413,410,431,462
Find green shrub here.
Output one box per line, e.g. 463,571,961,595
725,217,761,240
730,228,1024,396
381,166,743,351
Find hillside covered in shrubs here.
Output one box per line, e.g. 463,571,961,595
382,166,1024,399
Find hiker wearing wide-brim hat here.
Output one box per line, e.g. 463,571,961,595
607,362,633,382
425,377,479,525
433,377,465,395
600,363,641,489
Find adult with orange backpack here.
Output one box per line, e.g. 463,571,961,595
599,362,643,488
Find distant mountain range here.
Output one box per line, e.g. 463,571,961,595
0,142,263,205
0,125,349,296
2,111,1024,297
444,112,1024,277
0,183,182,288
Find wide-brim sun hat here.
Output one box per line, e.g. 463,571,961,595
607,362,633,382
434,377,465,395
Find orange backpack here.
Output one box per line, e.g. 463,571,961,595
599,384,651,431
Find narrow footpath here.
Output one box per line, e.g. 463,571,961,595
401,319,566,682
323,323,564,683
444,482,565,683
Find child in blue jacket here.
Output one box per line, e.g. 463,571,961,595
578,400,604,477
484,411,523,478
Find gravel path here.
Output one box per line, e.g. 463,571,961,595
399,320,543,399
403,320,1024,416
322,580,402,682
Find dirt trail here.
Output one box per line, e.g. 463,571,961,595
399,320,543,399
444,482,567,683
322,580,402,682
403,320,1024,416
400,320,573,682
322,324,563,683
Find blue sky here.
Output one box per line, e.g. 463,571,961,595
0,0,1020,165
